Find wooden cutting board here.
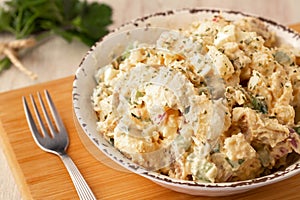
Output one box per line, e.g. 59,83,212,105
1,24,300,200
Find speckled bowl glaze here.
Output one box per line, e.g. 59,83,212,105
72,8,300,196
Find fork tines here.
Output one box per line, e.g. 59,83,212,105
22,90,65,139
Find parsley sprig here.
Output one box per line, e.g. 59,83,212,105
0,0,113,75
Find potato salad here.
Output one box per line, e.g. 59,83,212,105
92,15,300,183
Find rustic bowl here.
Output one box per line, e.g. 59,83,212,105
72,8,300,196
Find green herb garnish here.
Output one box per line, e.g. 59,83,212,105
0,57,11,72
251,96,268,114
184,106,191,114
225,157,244,168
273,51,291,65
0,0,113,74
293,126,300,135
0,0,113,45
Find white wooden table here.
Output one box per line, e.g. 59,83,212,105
1,0,300,199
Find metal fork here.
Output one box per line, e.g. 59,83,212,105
22,90,96,200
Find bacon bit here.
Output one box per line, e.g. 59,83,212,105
279,147,288,154
156,108,181,125
296,56,300,66
157,112,166,124
212,15,222,22
212,17,218,22
165,108,180,116
288,131,300,154
290,137,298,149
289,128,296,133
272,146,289,159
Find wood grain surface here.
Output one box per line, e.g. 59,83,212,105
1,24,300,200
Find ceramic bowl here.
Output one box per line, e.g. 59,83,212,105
72,8,300,196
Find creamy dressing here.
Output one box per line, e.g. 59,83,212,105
92,15,300,183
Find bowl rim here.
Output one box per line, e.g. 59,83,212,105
103,7,300,44
72,7,300,189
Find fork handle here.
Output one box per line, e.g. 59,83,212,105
59,153,97,200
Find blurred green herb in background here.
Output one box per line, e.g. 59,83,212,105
0,0,113,76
